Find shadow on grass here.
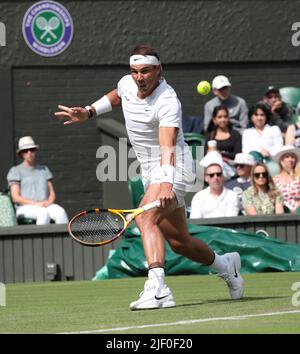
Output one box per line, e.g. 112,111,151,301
175,296,288,308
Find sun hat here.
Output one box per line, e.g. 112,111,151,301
272,145,300,163
17,136,39,153
200,151,224,169
233,153,256,166
212,75,231,90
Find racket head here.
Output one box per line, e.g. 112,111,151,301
68,209,127,247
49,16,59,29
36,16,47,29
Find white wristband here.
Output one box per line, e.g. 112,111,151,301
160,165,175,184
84,105,93,118
91,95,112,117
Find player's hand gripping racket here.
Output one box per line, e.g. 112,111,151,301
68,200,161,246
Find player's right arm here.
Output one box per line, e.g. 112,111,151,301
55,89,121,125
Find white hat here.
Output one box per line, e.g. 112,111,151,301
200,151,224,169
212,75,231,90
272,145,300,163
17,136,39,153
233,153,256,166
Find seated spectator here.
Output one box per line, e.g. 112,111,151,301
285,102,300,147
272,145,300,213
263,86,292,133
204,75,248,134
225,153,256,213
204,105,242,163
285,122,300,148
242,162,284,215
7,136,69,225
190,156,239,219
242,102,283,176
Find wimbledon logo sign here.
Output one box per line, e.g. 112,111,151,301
22,0,73,57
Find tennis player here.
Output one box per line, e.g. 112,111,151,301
55,45,244,310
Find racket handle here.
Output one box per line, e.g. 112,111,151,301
142,199,161,211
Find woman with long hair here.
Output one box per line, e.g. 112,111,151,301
205,105,242,162
242,162,284,215
242,102,283,157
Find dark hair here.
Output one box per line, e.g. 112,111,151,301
248,102,273,127
206,105,231,139
130,45,160,61
130,45,162,77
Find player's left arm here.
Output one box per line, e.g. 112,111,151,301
158,126,178,208
55,89,121,125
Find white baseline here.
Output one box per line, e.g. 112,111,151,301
59,309,300,334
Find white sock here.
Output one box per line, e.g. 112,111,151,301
148,267,165,289
210,252,228,273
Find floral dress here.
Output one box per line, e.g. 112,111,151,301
242,186,283,214
273,175,300,211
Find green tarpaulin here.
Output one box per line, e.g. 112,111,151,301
94,224,300,280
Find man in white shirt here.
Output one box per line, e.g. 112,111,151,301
190,163,239,219
55,45,244,310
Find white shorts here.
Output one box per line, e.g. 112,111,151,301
141,154,196,208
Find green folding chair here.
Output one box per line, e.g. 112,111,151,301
183,132,205,160
279,87,300,123
5,190,36,225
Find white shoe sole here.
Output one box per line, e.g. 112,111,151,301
130,297,176,311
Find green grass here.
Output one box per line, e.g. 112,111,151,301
0,272,299,333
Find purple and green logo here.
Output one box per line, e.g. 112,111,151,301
22,1,73,57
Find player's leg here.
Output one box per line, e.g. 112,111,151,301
130,183,177,310
159,207,244,300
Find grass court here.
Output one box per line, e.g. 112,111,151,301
0,272,299,334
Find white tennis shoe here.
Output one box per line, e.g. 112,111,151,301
129,280,176,310
218,252,244,300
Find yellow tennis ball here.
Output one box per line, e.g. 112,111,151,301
197,81,211,95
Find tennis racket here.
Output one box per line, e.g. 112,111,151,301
68,200,161,247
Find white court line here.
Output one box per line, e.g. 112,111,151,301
59,309,300,334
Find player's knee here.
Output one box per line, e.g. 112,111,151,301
167,238,186,254
135,212,157,231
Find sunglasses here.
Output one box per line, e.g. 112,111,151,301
206,172,223,178
254,172,268,179
236,164,245,168
22,148,37,153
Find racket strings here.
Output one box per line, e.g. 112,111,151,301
71,211,125,244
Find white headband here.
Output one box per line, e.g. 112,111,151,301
129,55,160,66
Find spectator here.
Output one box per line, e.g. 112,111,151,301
204,105,242,163
242,162,284,215
242,102,283,176
285,102,300,147
7,136,68,225
272,145,300,213
263,86,292,133
225,153,256,213
190,156,239,219
204,75,248,134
